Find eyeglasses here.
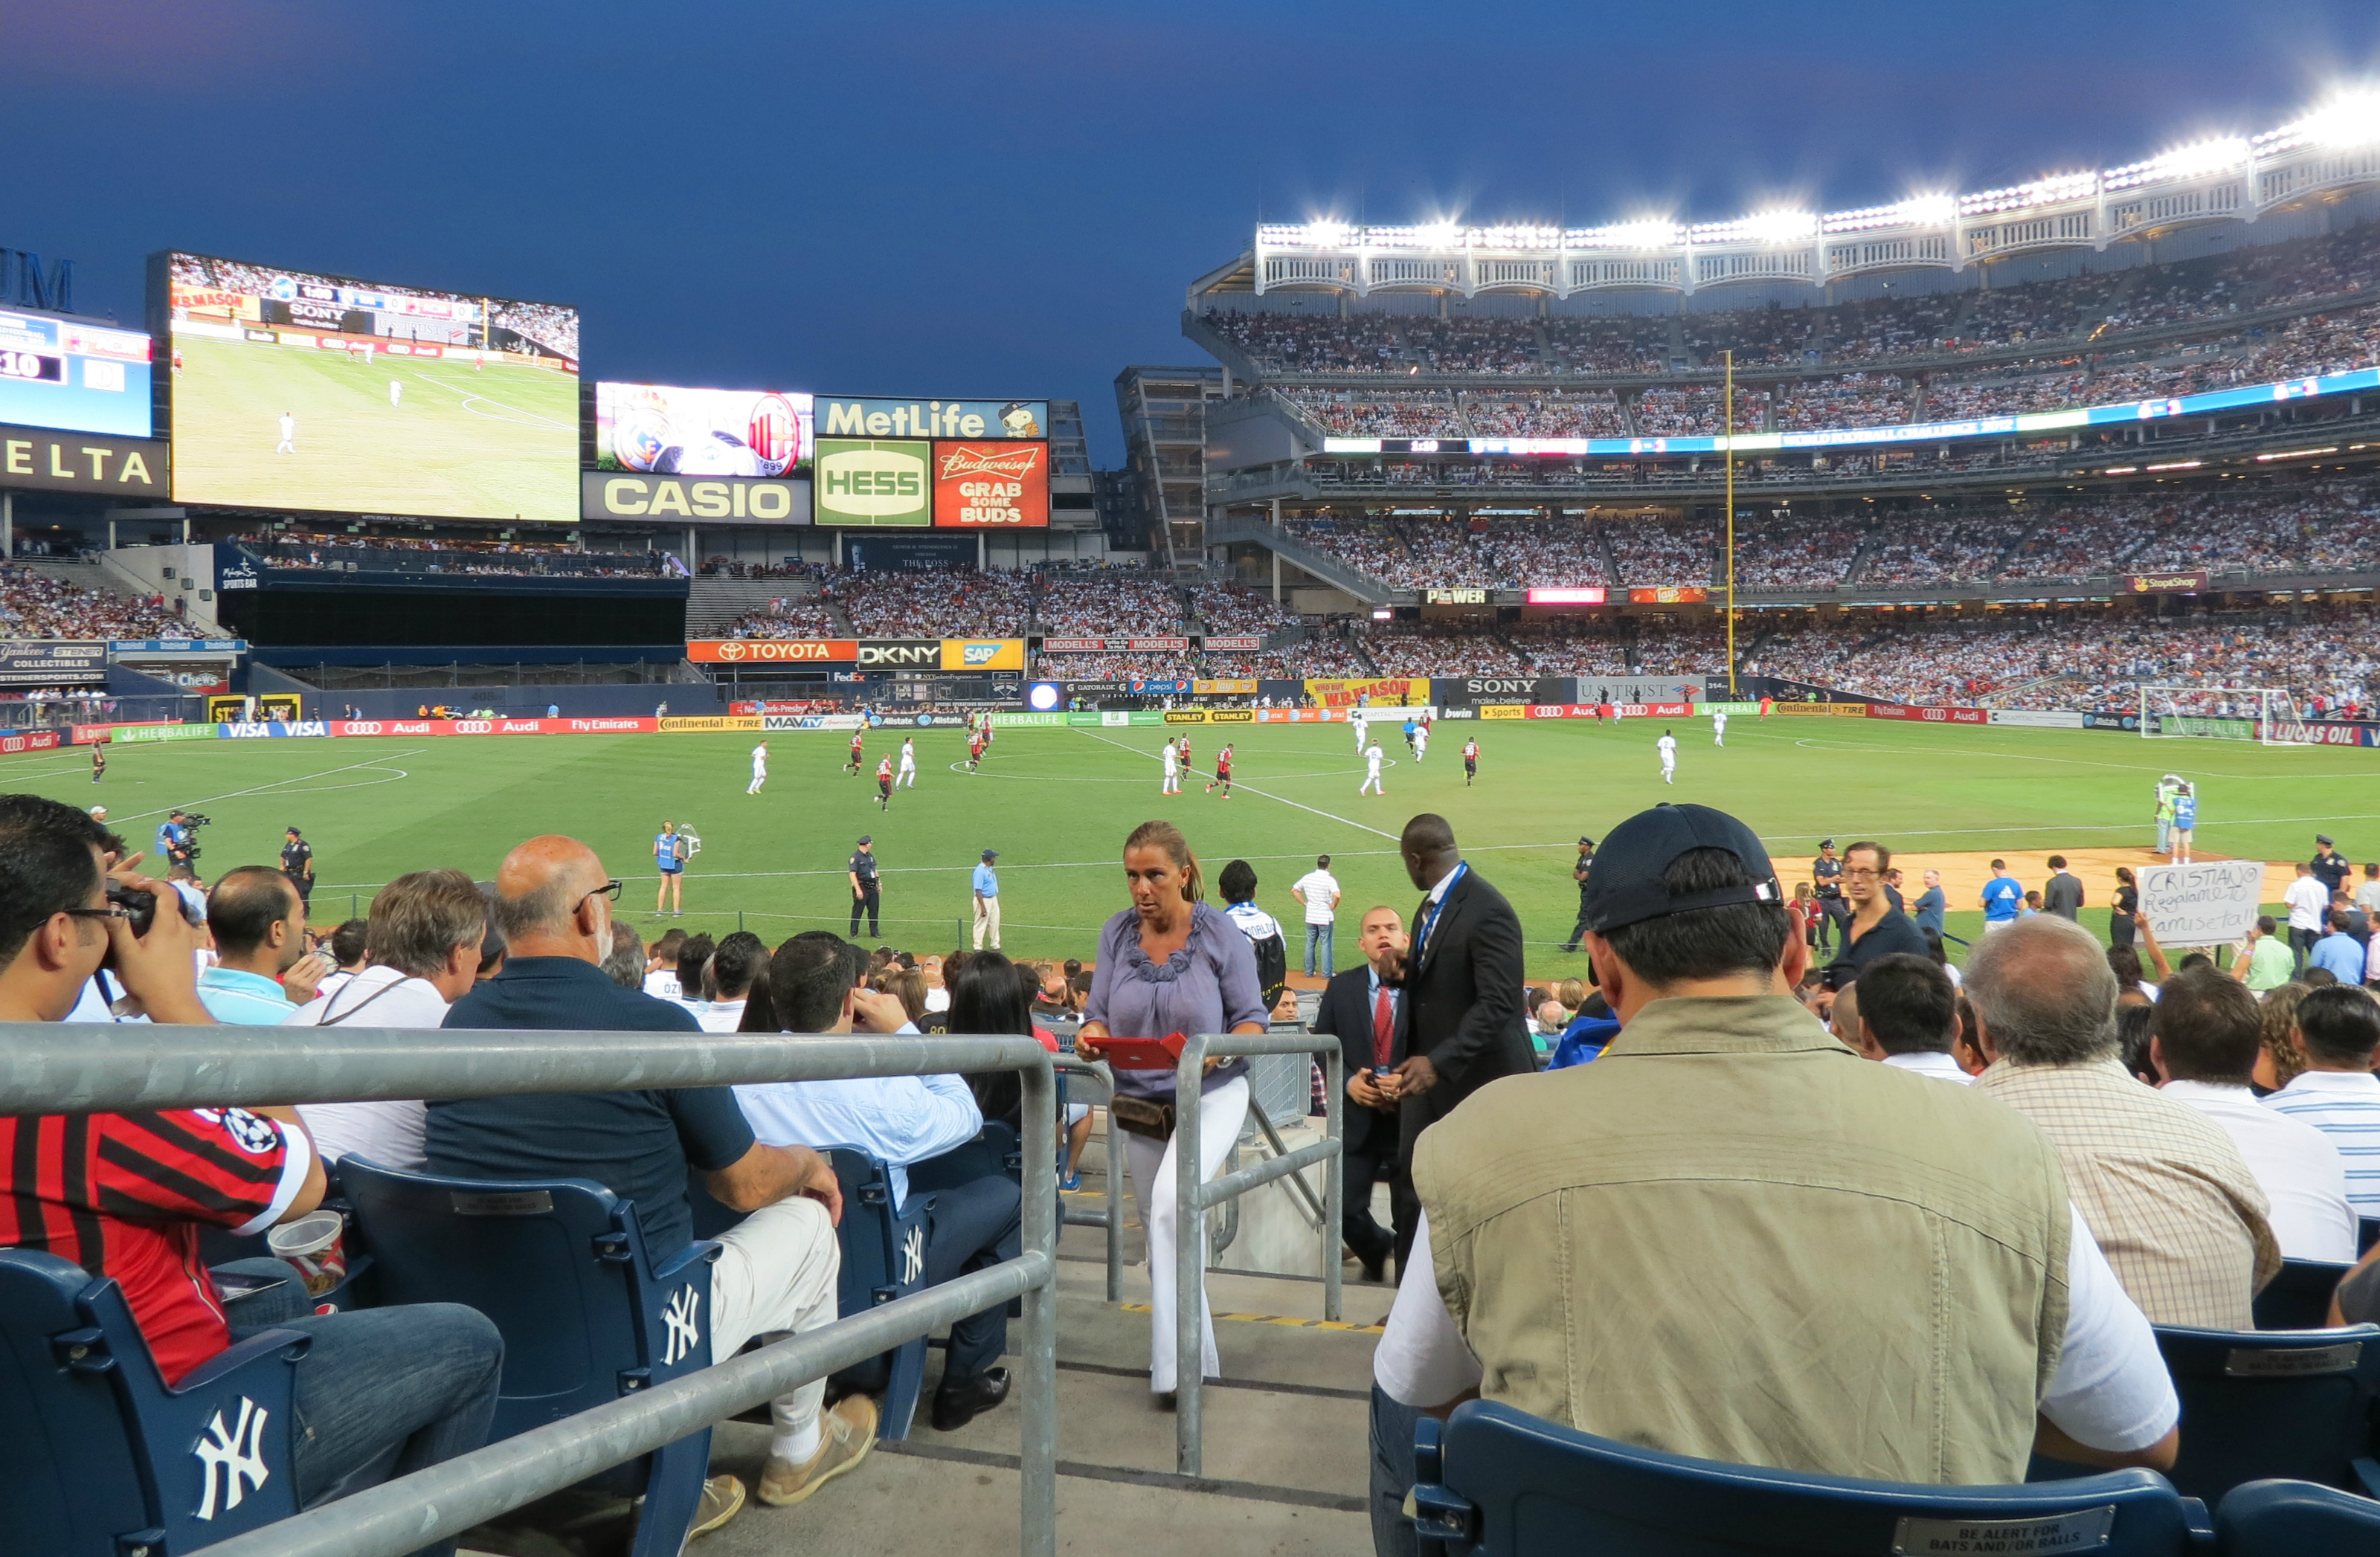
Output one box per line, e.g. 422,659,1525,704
576,879,623,910
1842,868,1882,879
62,906,131,922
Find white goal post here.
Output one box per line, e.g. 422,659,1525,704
2139,685,2316,745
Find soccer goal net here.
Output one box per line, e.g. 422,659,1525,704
2140,686,2317,744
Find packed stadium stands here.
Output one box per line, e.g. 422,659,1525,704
0,566,188,639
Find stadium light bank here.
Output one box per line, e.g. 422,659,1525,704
1247,91,2380,300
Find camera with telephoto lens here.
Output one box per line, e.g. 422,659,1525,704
176,812,211,862
105,877,206,941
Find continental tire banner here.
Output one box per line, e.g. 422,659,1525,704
1774,702,1870,717
658,715,763,732
939,639,1026,671
1305,677,1424,707
1867,703,1988,726
582,473,811,524
688,639,857,664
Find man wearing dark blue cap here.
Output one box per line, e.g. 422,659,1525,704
1366,802,2179,1555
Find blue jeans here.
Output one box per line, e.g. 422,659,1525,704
1305,921,1334,976
218,1259,503,1557
1368,1383,1421,1557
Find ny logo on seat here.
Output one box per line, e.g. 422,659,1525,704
193,1396,271,1521
660,1283,703,1366
901,1222,925,1286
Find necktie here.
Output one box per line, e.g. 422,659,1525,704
1373,984,1395,1068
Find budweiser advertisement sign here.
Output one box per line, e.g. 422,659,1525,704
686,639,858,664
1868,703,1988,725
2126,570,2210,594
932,439,1048,527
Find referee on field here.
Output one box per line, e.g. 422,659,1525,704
849,834,881,938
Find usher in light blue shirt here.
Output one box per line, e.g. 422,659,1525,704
972,863,998,897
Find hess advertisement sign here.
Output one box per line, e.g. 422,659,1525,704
933,441,1047,527
816,439,930,526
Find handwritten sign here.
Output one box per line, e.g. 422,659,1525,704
2139,860,2265,948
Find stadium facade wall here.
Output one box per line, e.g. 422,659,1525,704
272,680,728,722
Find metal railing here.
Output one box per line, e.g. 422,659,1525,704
1174,1031,1343,1477
1055,1054,1125,1300
0,1023,1060,1557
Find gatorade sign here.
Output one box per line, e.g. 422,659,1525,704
815,439,930,526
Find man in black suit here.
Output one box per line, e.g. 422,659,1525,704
1382,813,1533,1274
1310,903,1408,1283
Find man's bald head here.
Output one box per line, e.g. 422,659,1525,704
1829,977,1861,1051
1964,915,2118,1067
1400,813,1459,890
493,835,607,946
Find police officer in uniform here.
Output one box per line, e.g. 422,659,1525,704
281,825,315,911
849,834,881,938
1559,836,1596,954
1810,839,1847,954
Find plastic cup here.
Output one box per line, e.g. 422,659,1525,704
267,1210,348,1296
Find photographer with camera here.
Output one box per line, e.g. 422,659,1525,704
0,793,506,1541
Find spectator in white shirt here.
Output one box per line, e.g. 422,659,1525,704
2265,984,2380,1215
733,933,1022,1433
2286,862,2333,975
2152,967,2358,1263
643,926,686,1000
315,917,369,1001
1290,854,1342,977
1839,952,1971,1085
669,933,714,1016
696,931,767,1033
286,869,488,1170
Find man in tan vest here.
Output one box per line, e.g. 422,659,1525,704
1367,803,2179,1557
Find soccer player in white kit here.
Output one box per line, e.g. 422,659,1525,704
1352,708,1368,752
747,741,769,795
1413,723,1429,762
1713,709,1728,747
276,411,296,454
388,378,402,407
898,736,918,787
1360,738,1385,796
1160,741,1180,794
1656,729,1678,784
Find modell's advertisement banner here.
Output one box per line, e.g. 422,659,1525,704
582,472,811,523
0,423,167,497
1202,636,1263,652
686,639,857,664
931,441,1047,528
2126,570,2210,595
1041,636,1191,652
1305,677,1425,707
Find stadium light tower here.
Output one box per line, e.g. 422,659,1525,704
2297,90,2380,146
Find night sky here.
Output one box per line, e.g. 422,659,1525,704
15,1,2380,462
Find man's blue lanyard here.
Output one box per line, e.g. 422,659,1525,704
1415,862,1467,963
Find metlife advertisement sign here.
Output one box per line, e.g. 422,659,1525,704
817,397,1047,441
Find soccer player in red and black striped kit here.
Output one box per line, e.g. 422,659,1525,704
0,794,501,1528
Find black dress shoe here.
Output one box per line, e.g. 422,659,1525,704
1360,1254,1387,1285
931,1367,1011,1431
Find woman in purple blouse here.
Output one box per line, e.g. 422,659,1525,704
1075,819,1267,1402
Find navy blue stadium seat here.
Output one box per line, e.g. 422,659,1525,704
2252,1260,2352,1330
198,1163,379,1315
2361,1217,2380,1257
2033,1325,2380,1506
2213,1477,2380,1552
338,1157,720,1557
0,1246,309,1557
1411,1399,2203,1557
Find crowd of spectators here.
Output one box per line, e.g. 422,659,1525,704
1357,622,1530,676
729,599,844,638
246,538,668,579
1187,584,1296,637
1770,373,1913,431
1033,570,1186,636
1858,515,2031,585
0,567,187,639
1606,519,1716,585
1726,515,1868,591
826,567,1035,639
1281,388,1466,437
1461,389,1625,437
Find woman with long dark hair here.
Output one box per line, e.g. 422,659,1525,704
1073,819,1267,1405
2111,868,2140,950
944,949,1053,1124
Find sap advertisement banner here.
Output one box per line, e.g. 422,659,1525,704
2139,860,2265,947
817,397,1047,441
940,639,1026,671
582,472,811,523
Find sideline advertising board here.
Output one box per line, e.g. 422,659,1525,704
1867,703,1989,726
2138,860,2266,948
1304,677,1425,707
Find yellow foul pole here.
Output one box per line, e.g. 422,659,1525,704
1724,349,1737,694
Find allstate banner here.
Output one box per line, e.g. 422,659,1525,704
1305,677,1424,707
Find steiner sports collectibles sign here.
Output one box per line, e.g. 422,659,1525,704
931,441,1047,527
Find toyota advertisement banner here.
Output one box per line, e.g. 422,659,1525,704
686,639,858,664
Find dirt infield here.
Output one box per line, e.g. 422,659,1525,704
1833,846,2293,916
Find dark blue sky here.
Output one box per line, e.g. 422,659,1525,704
16,1,2380,463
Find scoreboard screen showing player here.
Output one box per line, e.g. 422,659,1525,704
153,251,580,523
0,310,152,438
596,381,813,475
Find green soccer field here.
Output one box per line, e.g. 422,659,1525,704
17,718,2375,976
168,333,578,523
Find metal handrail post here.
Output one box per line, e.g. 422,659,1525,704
1171,1030,1343,1477
1019,1039,1060,1557
1055,1054,1125,1302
